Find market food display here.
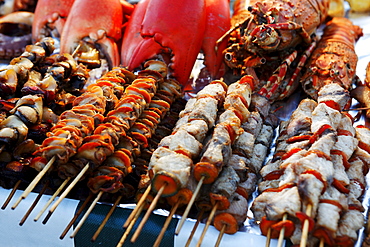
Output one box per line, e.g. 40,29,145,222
0,0,370,246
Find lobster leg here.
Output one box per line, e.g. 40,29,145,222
257,35,319,101
258,50,298,99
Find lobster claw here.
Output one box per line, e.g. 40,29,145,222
202,0,230,79
59,0,134,68
122,0,230,87
32,0,75,42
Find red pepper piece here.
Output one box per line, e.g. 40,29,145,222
305,150,331,160
264,183,295,193
302,169,327,193
348,203,364,212
313,227,335,246
235,186,249,200
309,124,332,144
358,141,370,154
332,178,350,194
330,149,350,170
271,220,295,238
337,129,353,136
263,169,285,181
286,135,311,144
319,199,343,211
334,236,354,247
321,100,340,111
281,148,302,160
351,179,365,197
296,211,315,232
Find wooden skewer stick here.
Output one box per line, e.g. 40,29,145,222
319,238,324,247
71,43,82,57
123,184,151,228
60,193,94,240
70,190,104,238
277,213,288,247
300,204,312,247
34,177,71,222
0,144,5,153
153,198,182,247
43,163,89,224
1,180,21,210
12,156,55,209
214,224,226,247
175,176,205,235
19,180,50,226
265,227,272,247
196,202,219,247
130,183,166,243
91,195,123,242
185,208,205,247
116,202,145,247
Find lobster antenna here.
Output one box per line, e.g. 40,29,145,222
1,180,21,210
70,190,104,238
123,184,152,228
60,193,94,239
19,180,50,226
196,201,219,247
175,176,204,235
42,163,89,224
12,156,56,209
130,184,166,243
34,177,71,221
91,195,123,242
153,198,182,247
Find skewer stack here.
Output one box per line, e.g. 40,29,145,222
252,16,366,247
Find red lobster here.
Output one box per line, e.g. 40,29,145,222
32,0,134,68
224,0,330,102
120,0,231,87
300,17,363,100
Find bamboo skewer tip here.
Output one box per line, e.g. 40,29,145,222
91,195,122,242
195,202,219,247
70,191,104,239
116,202,145,247
1,180,21,210
214,224,226,247
153,198,181,247
130,183,166,243
175,176,204,235
11,156,55,210
123,184,152,228
43,163,89,225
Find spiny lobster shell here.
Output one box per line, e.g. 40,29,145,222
300,17,363,99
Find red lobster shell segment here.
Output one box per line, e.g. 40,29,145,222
300,17,363,99
121,0,230,86
244,0,329,54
